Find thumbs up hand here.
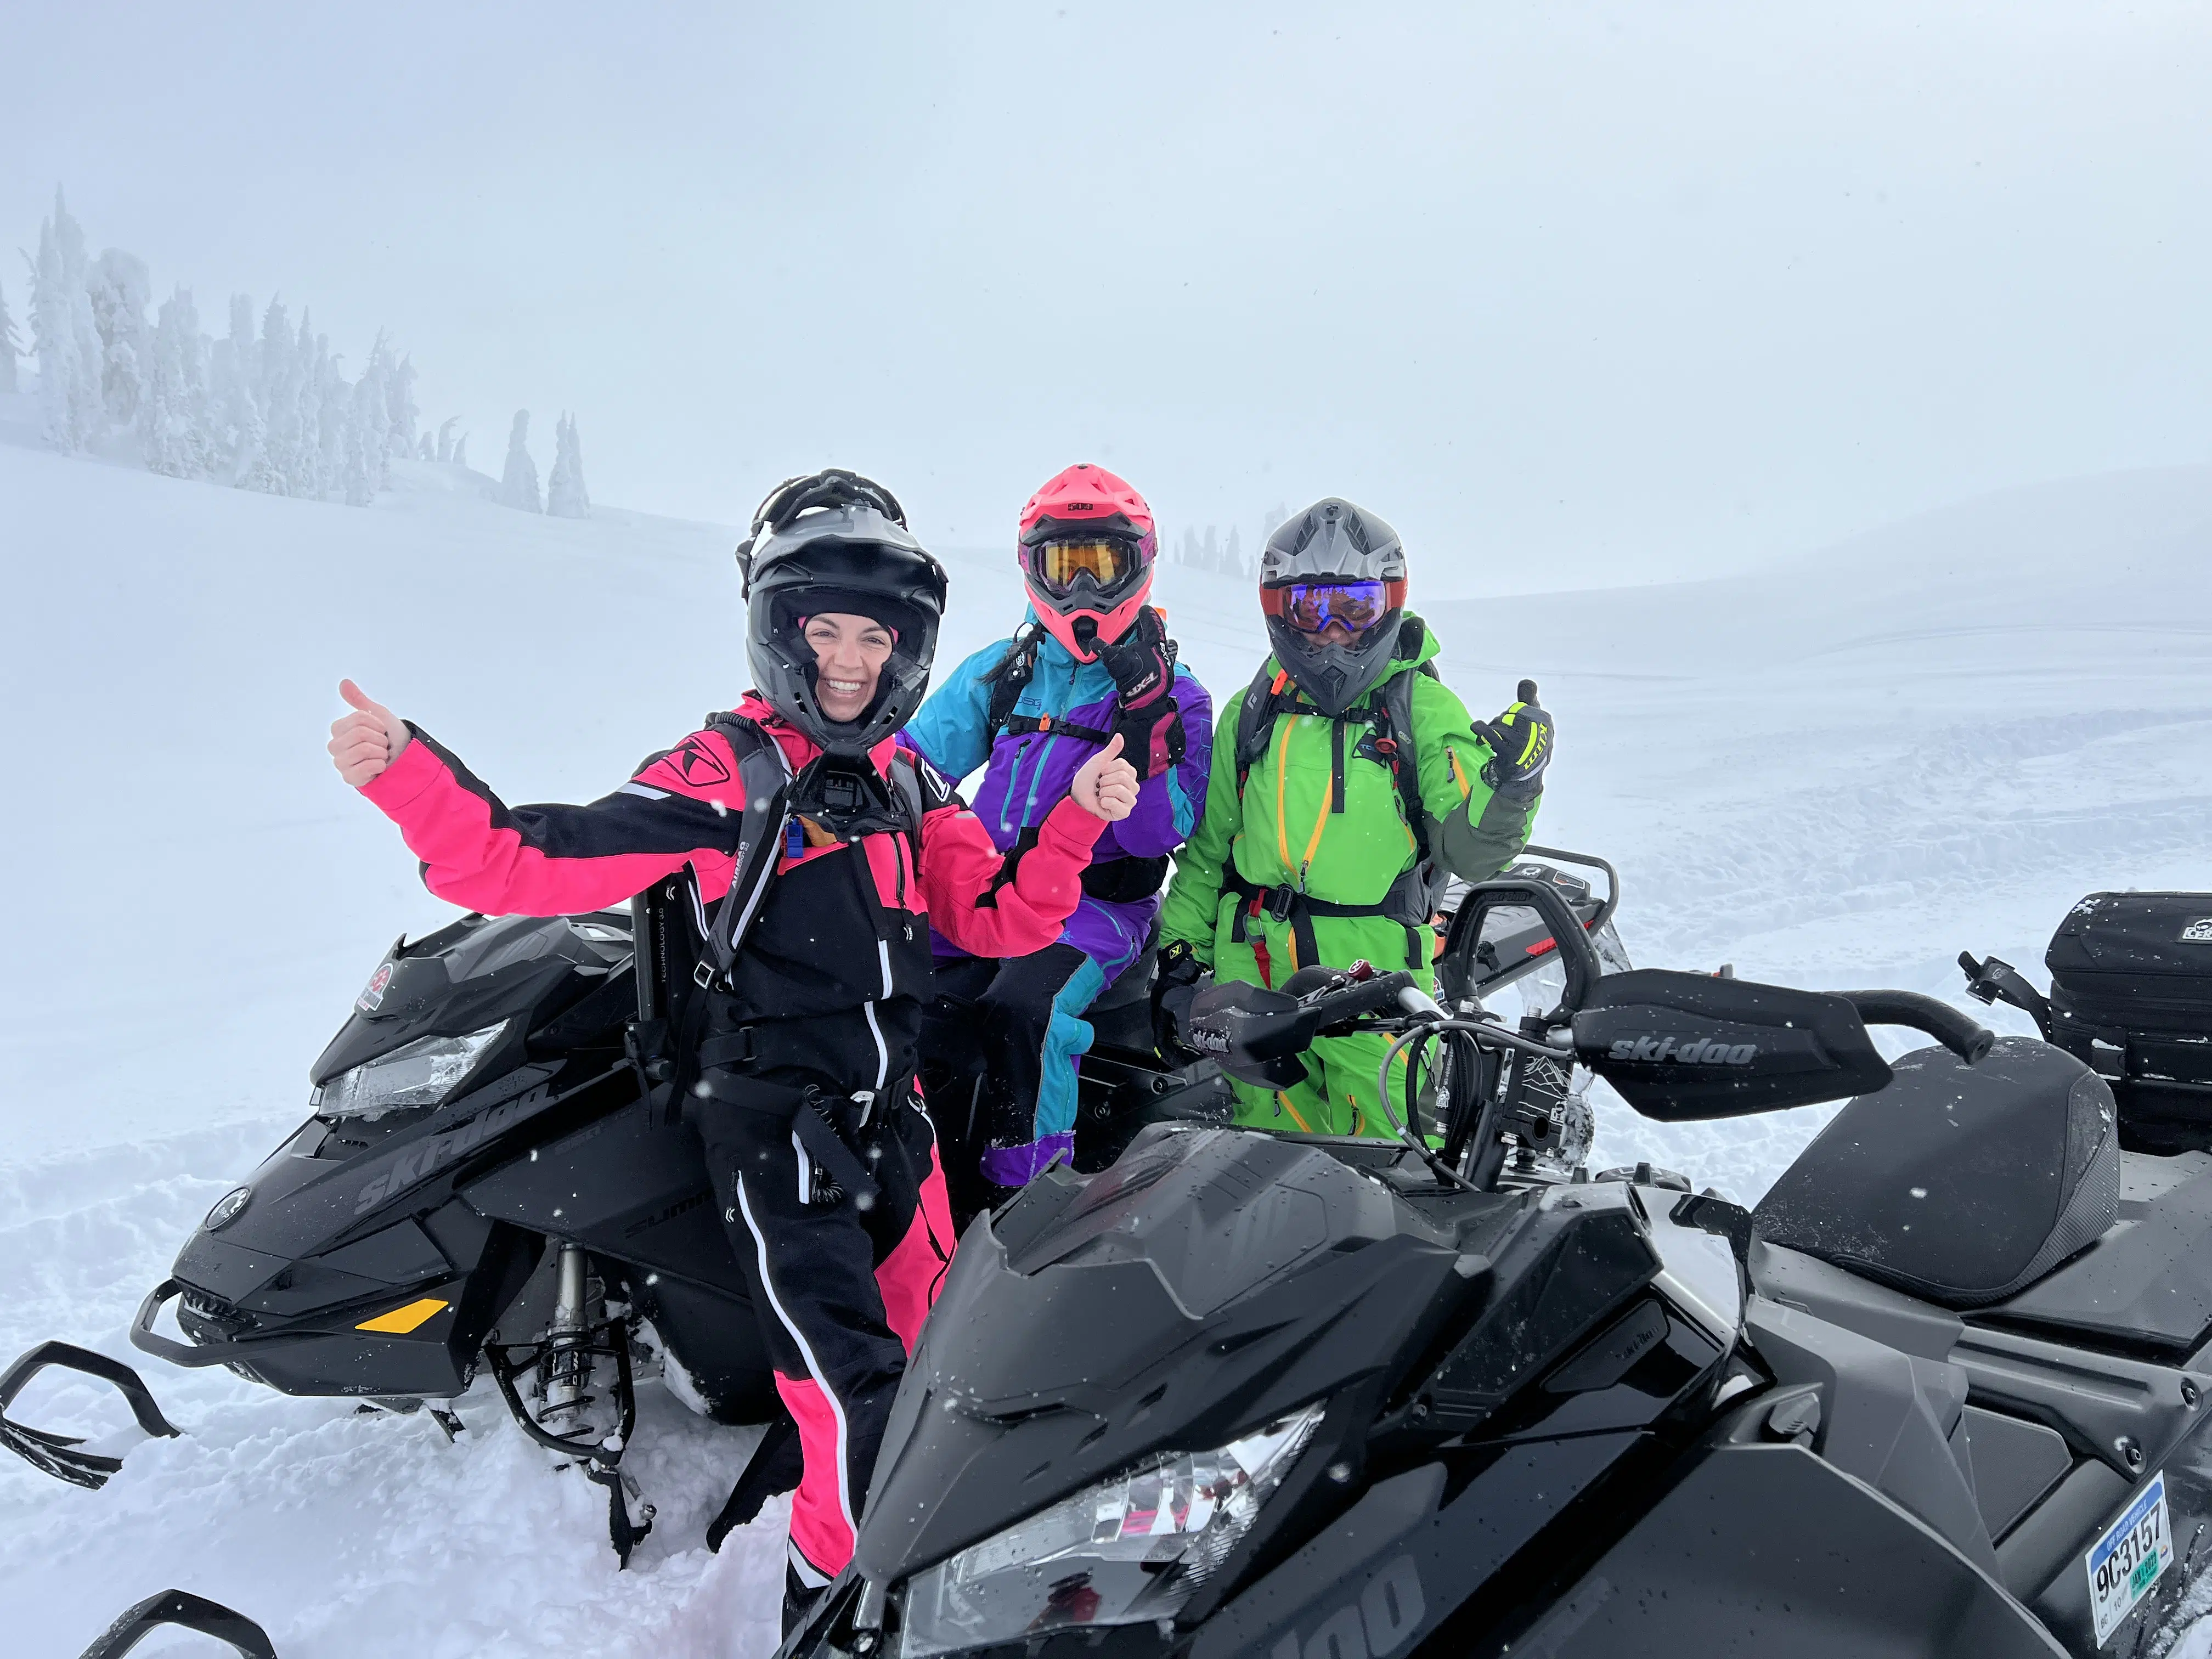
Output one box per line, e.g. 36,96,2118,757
328,679,412,786
1071,732,1141,822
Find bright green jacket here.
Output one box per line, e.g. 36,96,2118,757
1158,613,1539,966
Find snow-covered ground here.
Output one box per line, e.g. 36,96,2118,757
3,412,2209,1655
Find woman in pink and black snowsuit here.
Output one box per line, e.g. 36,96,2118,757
327,471,1139,1628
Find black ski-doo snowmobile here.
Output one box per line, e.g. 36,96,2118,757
0,860,1234,1560
778,877,2212,1659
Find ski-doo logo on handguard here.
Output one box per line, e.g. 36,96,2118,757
1608,1034,1758,1066
1269,1555,1426,1659
2182,919,2212,945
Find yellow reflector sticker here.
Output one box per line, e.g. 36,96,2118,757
356,1297,450,1334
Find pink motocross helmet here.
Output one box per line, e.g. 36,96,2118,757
1017,463,1158,662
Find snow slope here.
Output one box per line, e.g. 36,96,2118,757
2,426,2209,1655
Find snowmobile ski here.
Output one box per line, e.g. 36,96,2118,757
77,1588,276,1659
0,1340,179,1490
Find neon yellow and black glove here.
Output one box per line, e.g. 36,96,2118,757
1151,938,1207,1061
1474,692,1554,799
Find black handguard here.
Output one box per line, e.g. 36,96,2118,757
1152,938,1206,1061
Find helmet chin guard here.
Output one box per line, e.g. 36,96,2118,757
1017,462,1157,661
1259,498,1410,718
736,470,947,758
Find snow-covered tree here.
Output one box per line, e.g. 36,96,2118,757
501,410,541,511
435,416,458,463
342,373,382,506
0,275,18,394
254,297,303,494
291,313,326,498
546,411,589,517
417,430,434,460
452,433,468,470
89,248,152,431
14,191,475,512
315,334,349,492
353,343,392,494
1224,525,1243,577
384,352,417,459
211,294,269,488
142,286,212,478
30,190,103,452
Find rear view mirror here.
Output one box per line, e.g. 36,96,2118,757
1572,969,1891,1120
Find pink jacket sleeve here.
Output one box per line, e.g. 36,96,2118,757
918,795,1105,959
357,725,747,916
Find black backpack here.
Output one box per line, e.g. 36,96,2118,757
978,617,1182,747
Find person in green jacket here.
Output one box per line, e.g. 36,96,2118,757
1154,498,1553,1136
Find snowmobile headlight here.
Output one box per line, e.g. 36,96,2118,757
899,1400,1326,1657
312,1022,510,1120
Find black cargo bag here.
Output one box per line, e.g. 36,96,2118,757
2047,891,2212,1151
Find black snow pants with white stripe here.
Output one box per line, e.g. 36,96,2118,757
696,1064,953,1586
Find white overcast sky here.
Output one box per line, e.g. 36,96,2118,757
8,2,2210,591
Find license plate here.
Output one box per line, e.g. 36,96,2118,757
2087,1470,2174,1646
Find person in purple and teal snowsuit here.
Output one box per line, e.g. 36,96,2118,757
909,463,1213,1221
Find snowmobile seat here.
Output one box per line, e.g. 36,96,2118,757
1753,1037,2119,1311
1091,944,1156,1014
1083,945,1158,1055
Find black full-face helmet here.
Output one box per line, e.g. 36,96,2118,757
735,470,948,759
1259,498,1410,717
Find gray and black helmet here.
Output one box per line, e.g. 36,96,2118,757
1260,497,1409,717
736,469,948,758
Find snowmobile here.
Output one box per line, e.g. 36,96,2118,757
773,877,2212,1659
0,860,1242,1560
0,844,1618,1553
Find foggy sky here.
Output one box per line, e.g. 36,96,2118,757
8,1,2211,592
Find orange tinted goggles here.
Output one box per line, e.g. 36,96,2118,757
1032,539,1136,593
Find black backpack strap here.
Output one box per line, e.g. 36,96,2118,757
693,714,795,989
890,748,932,870
1001,712,1115,746
1233,664,1293,793
1373,665,1430,865
981,627,1043,736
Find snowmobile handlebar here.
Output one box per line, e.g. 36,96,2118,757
1442,876,1604,1013
1516,844,1621,934
1232,971,1425,1062
1832,990,1995,1064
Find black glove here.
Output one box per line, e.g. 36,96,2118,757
1151,938,1206,1060
1473,679,1553,800
1095,607,1187,781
